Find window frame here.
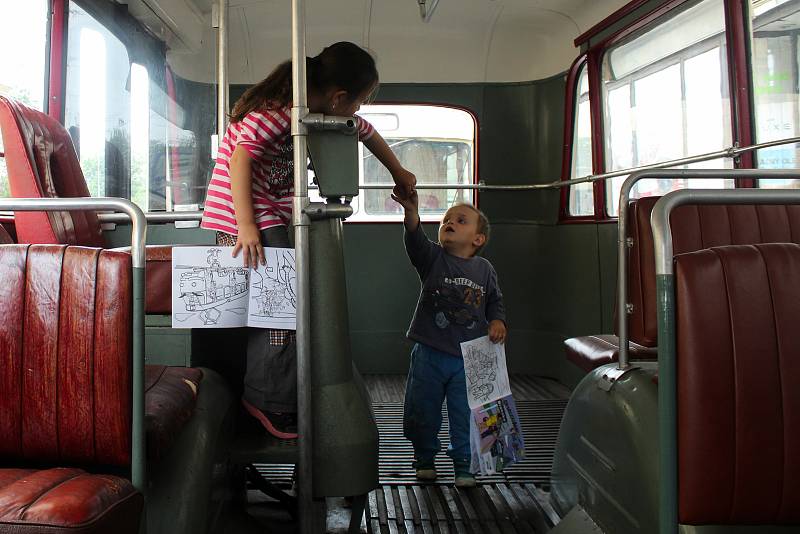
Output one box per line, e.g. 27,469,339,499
0,0,58,211
337,101,481,224
559,0,757,222
560,55,598,222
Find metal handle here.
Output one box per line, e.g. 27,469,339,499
615,168,800,369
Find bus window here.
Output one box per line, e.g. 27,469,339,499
602,0,734,216
65,3,132,199
63,2,214,212
569,64,594,216
751,0,800,188
313,104,476,223
0,0,48,199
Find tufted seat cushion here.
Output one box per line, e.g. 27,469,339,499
0,468,142,534
145,365,204,463
564,335,657,372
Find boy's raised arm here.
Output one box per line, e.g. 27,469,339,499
393,191,435,275
392,190,420,232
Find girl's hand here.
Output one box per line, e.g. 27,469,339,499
232,223,265,268
488,320,507,344
391,190,419,213
392,168,417,200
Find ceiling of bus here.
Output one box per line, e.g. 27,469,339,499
119,0,629,83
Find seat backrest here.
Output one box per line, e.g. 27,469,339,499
675,243,800,524
0,96,104,247
0,225,13,244
0,245,132,467
624,196,800,346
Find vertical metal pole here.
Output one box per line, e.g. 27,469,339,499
291,0,314,531
616,177,635,369
216,0,229,143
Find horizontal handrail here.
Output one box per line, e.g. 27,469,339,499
10,135,800,225
0,197,146,267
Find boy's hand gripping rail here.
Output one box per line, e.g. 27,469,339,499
0,197,148,495
650,188,800,534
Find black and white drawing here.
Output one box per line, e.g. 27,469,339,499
460,336,512,409
172,246,297,329
247,248,297,329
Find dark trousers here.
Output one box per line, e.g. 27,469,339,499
218,226,297,413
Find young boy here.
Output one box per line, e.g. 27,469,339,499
392,191,507,488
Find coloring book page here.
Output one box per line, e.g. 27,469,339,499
460,335,512,409
172,246,296,329
246,247,297,330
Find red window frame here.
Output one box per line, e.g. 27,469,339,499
559,0,756,221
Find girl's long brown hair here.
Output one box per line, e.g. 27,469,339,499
229,42,378,123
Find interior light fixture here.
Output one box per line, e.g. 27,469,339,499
418,0,440,22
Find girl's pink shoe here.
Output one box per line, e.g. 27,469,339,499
241,398,298,440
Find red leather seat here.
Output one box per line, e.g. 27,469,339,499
145,365,203,463
0,245,204,532
565,196,800,372
675,243,800,524
0,96,172,314
0,226,12,245
564,335,657,373
0,245,142,533
0,468,142,534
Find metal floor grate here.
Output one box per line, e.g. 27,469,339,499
375,399,568,486
253,399,567,488
367,482,556,534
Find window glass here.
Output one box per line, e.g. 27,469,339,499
0,0,48,198
603,0,734,216
308,105,475,222
568,64,594,216
751,0,800,188
64,2,215,211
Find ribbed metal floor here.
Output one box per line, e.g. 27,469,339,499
251,375,569,531
367,482,557,533
375,399,567,486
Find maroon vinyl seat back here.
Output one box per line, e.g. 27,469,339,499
0,96,104,247
0,226,13,245
675,243,800,524
624,197,800,347
0,245,132,466
0,95,175,314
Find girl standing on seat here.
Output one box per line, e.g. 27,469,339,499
200,41,416,439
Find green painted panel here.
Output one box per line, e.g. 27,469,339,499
104,222,216,247
102,79,623,388
597,223,618,333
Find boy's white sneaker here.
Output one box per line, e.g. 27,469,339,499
415,467,437,481
454,473,476,488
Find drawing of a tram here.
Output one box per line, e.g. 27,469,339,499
177,249,249,312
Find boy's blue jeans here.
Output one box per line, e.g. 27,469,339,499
403,342,471,471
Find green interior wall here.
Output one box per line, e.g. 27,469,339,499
112,76,619,387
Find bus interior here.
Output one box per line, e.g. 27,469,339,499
1,0,800,533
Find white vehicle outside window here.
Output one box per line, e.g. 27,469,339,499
310,104,476,222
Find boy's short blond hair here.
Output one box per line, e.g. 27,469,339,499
447,203,490,255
